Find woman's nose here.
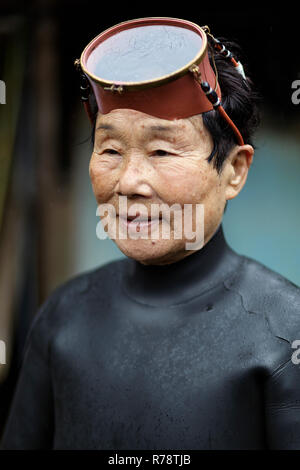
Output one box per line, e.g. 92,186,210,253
116,156,154,199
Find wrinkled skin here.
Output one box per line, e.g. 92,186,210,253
89,109,253,264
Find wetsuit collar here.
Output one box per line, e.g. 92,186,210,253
122,224,240,307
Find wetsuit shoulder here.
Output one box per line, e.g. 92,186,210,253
234,258,300,449
226,255,300,346
21,258,128,359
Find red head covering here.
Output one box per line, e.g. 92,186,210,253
80,17,221,120
77,17,245,146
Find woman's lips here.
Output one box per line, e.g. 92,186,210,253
118,214,161,232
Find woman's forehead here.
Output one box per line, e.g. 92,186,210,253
95,109,203,137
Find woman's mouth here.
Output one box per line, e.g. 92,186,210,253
118,214,161,232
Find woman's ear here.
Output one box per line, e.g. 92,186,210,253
225,145,254,200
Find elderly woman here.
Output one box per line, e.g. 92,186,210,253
2,18,300,450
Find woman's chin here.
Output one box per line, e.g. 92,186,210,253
113,237,187,265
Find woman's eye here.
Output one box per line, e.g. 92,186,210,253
152,150,170,157
103,149,120,155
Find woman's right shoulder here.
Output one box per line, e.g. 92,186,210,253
27,257,130,349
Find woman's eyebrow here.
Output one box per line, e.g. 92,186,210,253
96,123,178,133
95,123,126,140
148,125,178,133
96,123,115,132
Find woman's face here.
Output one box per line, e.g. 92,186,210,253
89,108,251,265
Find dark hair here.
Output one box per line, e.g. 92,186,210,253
90,36,260,173
203,37,261,173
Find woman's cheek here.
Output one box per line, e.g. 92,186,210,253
89,155,119,203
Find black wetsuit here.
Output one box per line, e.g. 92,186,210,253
2,224,300,449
